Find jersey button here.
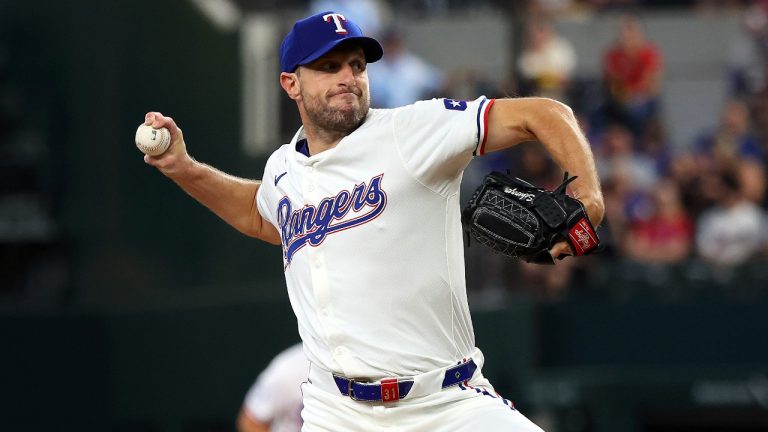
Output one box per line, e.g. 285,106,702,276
307,184,315,192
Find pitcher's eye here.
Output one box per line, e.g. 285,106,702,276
351,60,366,72
319,61,339,72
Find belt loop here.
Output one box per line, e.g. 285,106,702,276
441,358,477,388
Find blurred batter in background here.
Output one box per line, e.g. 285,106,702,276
237,343,308,432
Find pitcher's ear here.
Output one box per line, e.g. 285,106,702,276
280,71,301,100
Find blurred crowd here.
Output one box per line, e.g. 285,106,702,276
311,0,768,17
321,0,768,302
480,0,768,302
4,0,768,308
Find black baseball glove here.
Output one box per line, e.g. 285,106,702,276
462,171,600,264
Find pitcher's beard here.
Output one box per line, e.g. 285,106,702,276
303,91,370,135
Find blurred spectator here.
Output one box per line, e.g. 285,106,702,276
517,19,577,102
693,98,763,166
593,122,669,269
695,170,767,269
600,175,632,257
738,157,767,205
637,116,672,169
753,84,768,150
237,343,308,432
368,27,445,108
668,152,714,219
692,98,766,204
741,1,768,76
623,179,693,264
595,123,660,194
597,14,663,138
309,0,390,37
728,2,768,97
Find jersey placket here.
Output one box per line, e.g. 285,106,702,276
302,160,349,370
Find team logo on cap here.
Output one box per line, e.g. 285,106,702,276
323,13,349,34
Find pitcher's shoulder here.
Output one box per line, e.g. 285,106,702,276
262,143,293,174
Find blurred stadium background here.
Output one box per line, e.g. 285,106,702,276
2,0,768,431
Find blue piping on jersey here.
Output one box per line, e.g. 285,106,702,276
473,97,488,156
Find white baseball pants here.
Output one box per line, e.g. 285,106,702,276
300,373,545,432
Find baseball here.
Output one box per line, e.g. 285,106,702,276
135,124,171,156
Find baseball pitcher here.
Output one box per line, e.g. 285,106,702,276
139,11,604,431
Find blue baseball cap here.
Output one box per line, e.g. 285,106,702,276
280,11,384,73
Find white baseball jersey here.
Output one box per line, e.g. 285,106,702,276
242,343,308,432
256,96,495,380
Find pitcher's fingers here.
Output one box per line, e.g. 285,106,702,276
152,115,181,138
146,111,168,126
144,111,170,129
144,112,159,126
549,241,573,260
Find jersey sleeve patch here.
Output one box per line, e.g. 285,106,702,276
443,98,468,111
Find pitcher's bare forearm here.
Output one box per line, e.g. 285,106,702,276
141,111,280,244
170,159,280,244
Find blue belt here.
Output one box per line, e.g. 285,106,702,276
332,359,477,402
